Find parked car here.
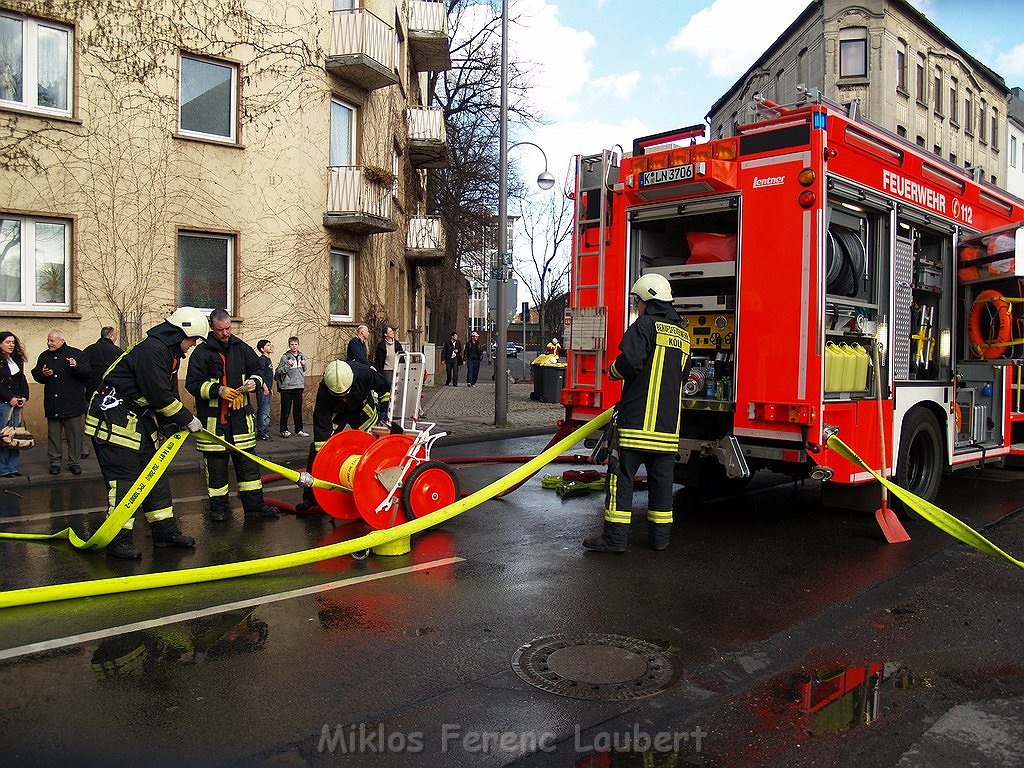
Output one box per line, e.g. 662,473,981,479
506,342,518,358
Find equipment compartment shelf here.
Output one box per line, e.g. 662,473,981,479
647,262,736,281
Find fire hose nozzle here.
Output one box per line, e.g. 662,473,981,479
297,471,314,489
822,424,840,442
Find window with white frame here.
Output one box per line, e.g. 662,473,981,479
392,146,400,199
178,54,238,142
329,249,354,321
838,28,867,78
177,231,234,313
0,12,72,115
330,98,355,166
0,215,70,311
1011,135,1017,168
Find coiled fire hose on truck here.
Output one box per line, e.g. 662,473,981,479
0,411,614,608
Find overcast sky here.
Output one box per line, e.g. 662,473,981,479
500,0,1024,192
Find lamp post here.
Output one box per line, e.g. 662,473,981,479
495,0,555,425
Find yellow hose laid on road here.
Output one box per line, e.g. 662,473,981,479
0,430,347,551
827,434,1023,569
0,409,614,608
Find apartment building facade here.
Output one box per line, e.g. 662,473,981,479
0,0,451,416
707,0,1008,187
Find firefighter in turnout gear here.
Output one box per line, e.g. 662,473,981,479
184,309,278,522
85,307,208,559
294,360,395,512
583,273,690,553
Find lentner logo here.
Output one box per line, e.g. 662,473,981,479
753,176,785,188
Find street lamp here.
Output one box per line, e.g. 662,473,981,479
495,0,554,425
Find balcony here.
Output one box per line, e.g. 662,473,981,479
326,9,399,91
408,1,451,72
408,107,448,168
406,216,446,265
325,167,398,234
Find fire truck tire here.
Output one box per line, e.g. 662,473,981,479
894,408,944,506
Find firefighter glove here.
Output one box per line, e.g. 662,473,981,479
186,417,203,433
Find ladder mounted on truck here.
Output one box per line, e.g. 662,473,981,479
566,150,618,403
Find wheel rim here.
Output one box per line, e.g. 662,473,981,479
406,465,458,518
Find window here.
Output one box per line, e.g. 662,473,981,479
391,146,400,199
979,101,986,143
839,29,867,78
178,54,238,142
333,0,357,8
916,56,926,102
916,135,925,148
329,250,354,321
0,12,72,115
965,91,973,133
949,78,957,124
0,215,70,311
177,232,234,312
991,110,998,150
330,98,355,166
797,47,807,86
950,153,957,166
896,125,907,138
896,40,907,92
933,70,942,115
1012,136,1018,168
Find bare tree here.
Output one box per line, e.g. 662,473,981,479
513,190,572,347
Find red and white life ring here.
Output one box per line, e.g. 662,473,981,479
968,289,1013,359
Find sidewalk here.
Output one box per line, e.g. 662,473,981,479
0,375,565,489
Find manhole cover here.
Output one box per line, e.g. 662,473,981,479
510,633,680,700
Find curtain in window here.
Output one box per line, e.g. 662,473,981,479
330,251,351,317
330,101,353,166
36,25,67,110
178,234,228,310
0,17,23,103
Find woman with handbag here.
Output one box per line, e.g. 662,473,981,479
0,331,30,477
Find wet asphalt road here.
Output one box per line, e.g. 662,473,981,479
0,434,1022,768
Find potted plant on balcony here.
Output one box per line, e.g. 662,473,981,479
363,165,396,188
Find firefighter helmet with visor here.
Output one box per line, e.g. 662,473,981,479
166,307,210,339
324,360,354,395
630,273,673,303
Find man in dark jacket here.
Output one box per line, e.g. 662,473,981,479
31,329,91,475
346,324,370,365
441,331,463,386
84,307,207,559
81,326,125,460
185,309,278,523
294,360,393,512
583,273,691,554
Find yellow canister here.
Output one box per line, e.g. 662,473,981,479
838,343,858,391
849,343,869,391
825,341,844,391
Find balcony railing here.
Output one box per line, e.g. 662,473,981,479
327,9,399,91
406,216,446,264
408,106,448,168
408,1,451,72
325,166,397,234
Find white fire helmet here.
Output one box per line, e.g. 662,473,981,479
166,307,210,339
324,360,354,395
630,273,673,303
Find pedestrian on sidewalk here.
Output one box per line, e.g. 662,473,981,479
255,339,274,441
185,309,278,523
373,326,404,387
583,274,690,554
442,331,463,386
464,331,483,387
276,336,307,437
84,307,207,559
81,326,124,460
347,324,370,365
0,331,29,478
31,329,90,475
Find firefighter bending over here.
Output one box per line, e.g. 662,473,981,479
583,273,690,553
294,360,395,513
185,309,278,522
85,307,208,559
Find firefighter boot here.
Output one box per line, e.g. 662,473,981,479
648,523,671,552
244,501,280,520
208,497,230,523
151,518,196,548
293,488,321,514
105,528,142,560
582,522,629,553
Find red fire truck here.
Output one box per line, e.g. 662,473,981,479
562,94,1024,505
